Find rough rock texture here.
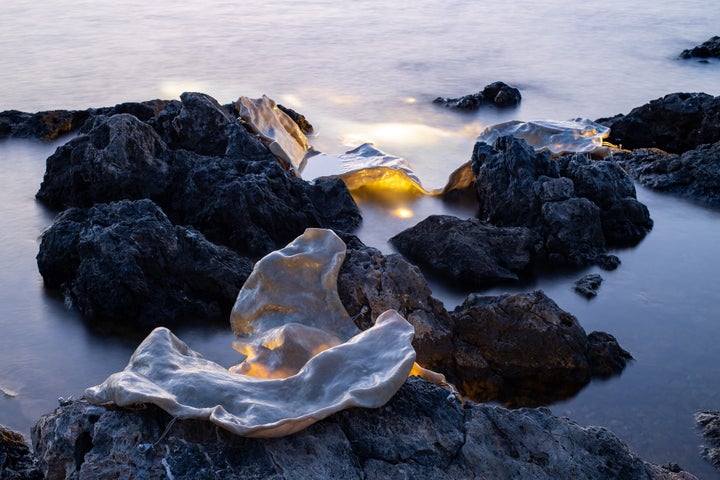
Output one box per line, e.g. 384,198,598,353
433,81,521,110
614,142,720,208
449,290,632,405
37,199,252,333
0,425,42,480
35,92,361,259
389,214,540,287
574,273,603,298
0,100,174,141
471,136,649,268
277,104,314,134
29,378,694,480
36,113,171,210
597,92,720,154
558,154,653,246
680,36,720,60
696,410,720,471
336,234,455,374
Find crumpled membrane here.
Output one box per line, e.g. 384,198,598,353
475,119,611,157
85,229,417,438
236,95,310,173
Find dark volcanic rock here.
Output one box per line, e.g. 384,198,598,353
37,199,252,332
336,234,455,374
0,425,42,480
36,114,171,211
449,290,630,405
0,100,175,141
597,92,720,154
29,378,692,480
541,197,605,266
161,92,240,156
389,215,539,287
586,331,632,377
614,142,720,208
574,273,603,298
165,153,360,258
471,136,651,269
472,136,560,229
696,410,720,471
558,154,653,245
35,92,361,259
277,104,314,134
680,36,720,60
433,81,521,110
0,109,88,141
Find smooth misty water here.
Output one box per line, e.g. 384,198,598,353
1,1,719,476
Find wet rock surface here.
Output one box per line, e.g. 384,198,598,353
35,92,361,260
468,136,650,269
574,273,603,298
597,92,720,154
389,214,539,287
0,425,42,480
0,100,174,141
37,199,253,333
696,410,720,471
680,36,720,60
27,378,694,480
613,142,720,208
449,290,631,405
337,234,455,373
433,81,521,110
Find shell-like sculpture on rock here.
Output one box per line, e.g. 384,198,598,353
85,229,417,438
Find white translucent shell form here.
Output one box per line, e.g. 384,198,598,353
85,229,417,438
236,95,310,173
475,119,612,156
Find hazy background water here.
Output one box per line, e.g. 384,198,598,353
1,0,719,476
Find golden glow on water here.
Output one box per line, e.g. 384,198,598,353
340,122,461,147
391,207,414,219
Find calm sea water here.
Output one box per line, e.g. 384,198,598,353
1,1,719,476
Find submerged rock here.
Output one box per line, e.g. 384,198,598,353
37,199,252,332
389,215,539,287
574,273,603,298
613,142,720,208
0,425,42,480
449,290,631,405
680,36,720,60
696,410,720,471
29,378,694,480
597,92,720,154
433,81,521,110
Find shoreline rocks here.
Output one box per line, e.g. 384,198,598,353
433,81,521,110
597,92,720,154
613,142,720,208
391,136,649,281
37,199,253,334
390,215,539,287
449,290,631,405
24,378,695,480
696,410,720,471
574,273,603,298
680,36,720,60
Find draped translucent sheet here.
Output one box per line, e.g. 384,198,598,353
85,229,416,438
475,119,611,156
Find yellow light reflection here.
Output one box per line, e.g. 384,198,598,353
391,207,414,219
